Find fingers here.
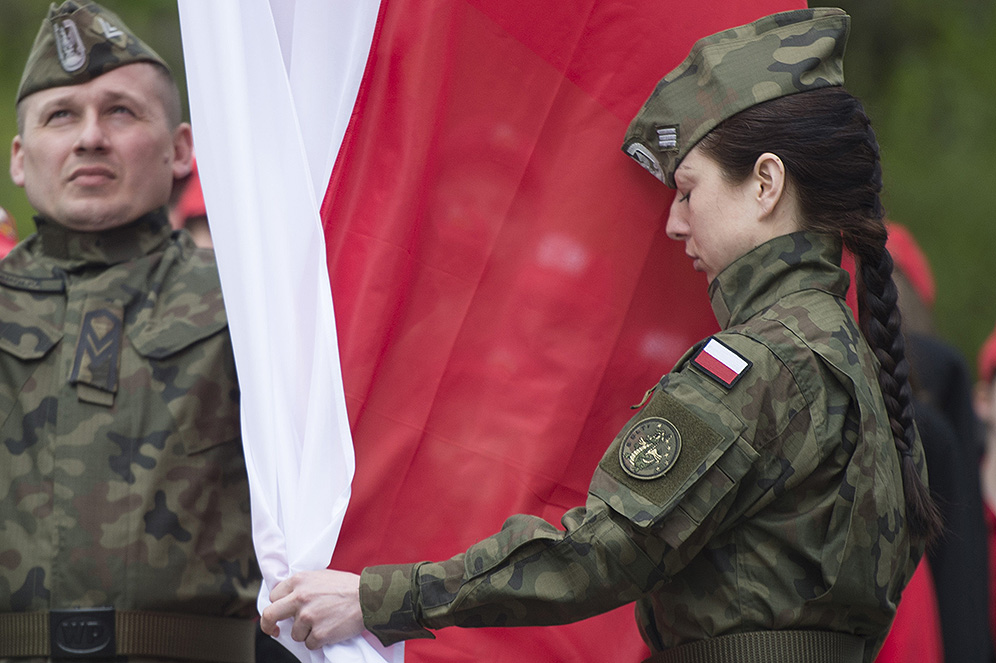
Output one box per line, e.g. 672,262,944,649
291,611,314,644
259,576,299,636
268,575,296,602
259,570,365,649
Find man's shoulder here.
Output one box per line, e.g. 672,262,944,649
166,233,224,288
129,238,230,358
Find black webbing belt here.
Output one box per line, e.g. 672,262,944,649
0,608,255,662
643,630,865,663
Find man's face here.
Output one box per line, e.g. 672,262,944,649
10,63,192,232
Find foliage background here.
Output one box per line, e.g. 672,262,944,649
0,0,993,371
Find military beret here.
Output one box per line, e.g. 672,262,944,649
621,8,850,188
16,1,171,103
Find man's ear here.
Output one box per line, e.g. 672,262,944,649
752,152,786,218
171,122,194,180
10,135,25,188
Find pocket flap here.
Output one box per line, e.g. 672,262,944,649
0,315,63,360
129,318,228,359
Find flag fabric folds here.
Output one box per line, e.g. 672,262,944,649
322,1,801,661
177,1,395,661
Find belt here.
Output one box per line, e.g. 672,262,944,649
643,630,865,663
0,608,255,662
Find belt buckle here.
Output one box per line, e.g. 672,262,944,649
50,607,116,659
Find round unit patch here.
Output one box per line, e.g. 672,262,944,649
619,417,681,480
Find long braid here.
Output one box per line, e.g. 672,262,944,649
856,244,942,544
851,118,943,545
699,86,942,546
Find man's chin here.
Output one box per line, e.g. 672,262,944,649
53,206,136,232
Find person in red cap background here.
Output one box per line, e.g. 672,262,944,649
168,155,213,249
885,221,993,663
974,325,996,652
0,206,18,258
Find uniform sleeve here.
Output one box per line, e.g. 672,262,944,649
359,337,789,647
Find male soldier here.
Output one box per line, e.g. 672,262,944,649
0,2,266,661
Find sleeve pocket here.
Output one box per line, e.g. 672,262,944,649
589,388,755,535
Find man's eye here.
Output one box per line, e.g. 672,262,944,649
678,192,690,203
46,109,71,123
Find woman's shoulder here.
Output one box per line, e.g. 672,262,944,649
730,288,861,382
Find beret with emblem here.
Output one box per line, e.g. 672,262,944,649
621,7,849,188
16,0,171,103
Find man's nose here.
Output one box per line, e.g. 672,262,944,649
74,111,108,152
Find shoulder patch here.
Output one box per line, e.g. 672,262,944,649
691,338,751,388
619,416,681,480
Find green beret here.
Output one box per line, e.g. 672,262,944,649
621,8,850,188
16,1,171,103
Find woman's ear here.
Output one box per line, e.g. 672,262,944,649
752,152,786,217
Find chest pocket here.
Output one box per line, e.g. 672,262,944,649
0,311,63,432
0,312,62,361
129,317,240,455
589,386,757,550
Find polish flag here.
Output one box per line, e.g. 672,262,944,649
177,1,803,662
692,338,751,388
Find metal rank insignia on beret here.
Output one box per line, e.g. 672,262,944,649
619,417,681,480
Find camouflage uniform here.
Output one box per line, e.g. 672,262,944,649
0,212,260,661
360,232,924,661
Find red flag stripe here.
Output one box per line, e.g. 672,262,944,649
694,349,740,386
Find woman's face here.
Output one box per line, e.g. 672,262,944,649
666,145,787,283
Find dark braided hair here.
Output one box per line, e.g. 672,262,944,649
697,86,942,546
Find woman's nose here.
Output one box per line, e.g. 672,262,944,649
665,197,688,241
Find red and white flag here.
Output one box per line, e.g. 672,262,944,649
692,338,752,388
178,1,802,662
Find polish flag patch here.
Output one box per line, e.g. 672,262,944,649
691,338,751,388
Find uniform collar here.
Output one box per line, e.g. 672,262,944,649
33,209,173,268
708,231,851,329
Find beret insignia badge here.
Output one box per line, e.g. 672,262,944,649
619,416,681,480
54,19,86,73
623,142,666,184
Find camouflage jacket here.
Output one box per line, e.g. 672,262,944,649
0,211,260,619
359,232,923,660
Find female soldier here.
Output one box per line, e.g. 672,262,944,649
260,8,939,662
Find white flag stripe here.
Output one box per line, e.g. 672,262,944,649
177,1,397,661
280,1,381,202
703,339,748,373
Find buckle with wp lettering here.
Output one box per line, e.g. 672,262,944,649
50,607,115,659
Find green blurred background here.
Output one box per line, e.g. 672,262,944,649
1,0,993,372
